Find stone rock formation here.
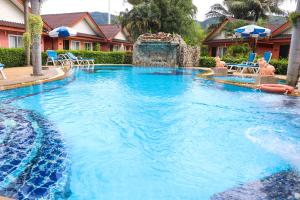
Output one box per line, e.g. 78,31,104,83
133,32,200,67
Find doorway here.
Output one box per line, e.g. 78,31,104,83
63,40,70,50
279,45,290,59
211,47,217,57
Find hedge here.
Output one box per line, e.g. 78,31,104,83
0,48,132,67
0,48,25,67
199,56,288,75
270,59,288,75
48,50,132,65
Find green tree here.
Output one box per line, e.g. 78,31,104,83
127,0,144,5
184,22,206,46
287,0,300,86
120,0,197,40
206,0,285,22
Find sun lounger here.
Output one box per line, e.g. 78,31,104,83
226,52,256,71
46,50,68,66
231,51,272,74
0,63,6,80
65,52,95,66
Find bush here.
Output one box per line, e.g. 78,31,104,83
270,59,288,75
222,56,247,65
0,48,25,67
199,56,215,67
200,45,209,57
0,48,133,67
226,43,250,57
199,56,246,68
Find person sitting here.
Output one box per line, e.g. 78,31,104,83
215,56,226,68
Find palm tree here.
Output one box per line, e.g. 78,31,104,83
29,0,44,76
206,0,285,22
287,0,300,86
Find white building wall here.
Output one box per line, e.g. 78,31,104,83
213,31,226,40
114,31,127,41
73,19,96,35
0,0,24,24
282,28,292,35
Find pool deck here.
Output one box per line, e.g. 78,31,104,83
0,196,13,200
0,66,69,91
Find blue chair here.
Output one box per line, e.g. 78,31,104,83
0,63,6,80
234,51,272,74
46,50,67,66
65,52,95,66
227,52,256,71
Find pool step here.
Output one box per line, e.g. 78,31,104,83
0,106,70,200
211,170,300,200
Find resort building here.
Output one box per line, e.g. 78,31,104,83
0,0,133,52
42,12,107,51
99,24,133,51
0,0,34,49
203,17,292,59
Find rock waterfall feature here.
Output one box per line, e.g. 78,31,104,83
133,33,200,67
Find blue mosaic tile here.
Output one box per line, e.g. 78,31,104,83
0,106,70,200
211,170,300,200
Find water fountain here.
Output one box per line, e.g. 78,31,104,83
133,32,200,67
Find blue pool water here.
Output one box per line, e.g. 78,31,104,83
1,66,300,199
213,76,256,83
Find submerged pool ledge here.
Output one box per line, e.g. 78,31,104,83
196,68,300,97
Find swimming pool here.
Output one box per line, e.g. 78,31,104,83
0,66,300,199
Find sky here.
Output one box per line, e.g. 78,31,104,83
41,0,297,21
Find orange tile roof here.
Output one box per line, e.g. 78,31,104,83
99,24,122,40
0,20,24,28
42,12,87,29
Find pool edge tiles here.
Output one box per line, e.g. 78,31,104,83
211,170,300,200
0,105,71,200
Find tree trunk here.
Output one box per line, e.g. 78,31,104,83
287,1,300,87
24,0,30,66
30,0,42,76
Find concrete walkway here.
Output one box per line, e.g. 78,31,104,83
0,196,13,200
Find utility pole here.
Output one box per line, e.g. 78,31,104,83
108,0,111,24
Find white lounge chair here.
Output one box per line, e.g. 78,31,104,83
65,52,95,66
0,63,6,80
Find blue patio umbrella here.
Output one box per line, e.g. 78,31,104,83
49,26,77,38
234,24,271,52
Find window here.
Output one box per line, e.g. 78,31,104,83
113,45,121,52
217,47,227,58
8,35,23,48
84,42,92,51
71,41,80,50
